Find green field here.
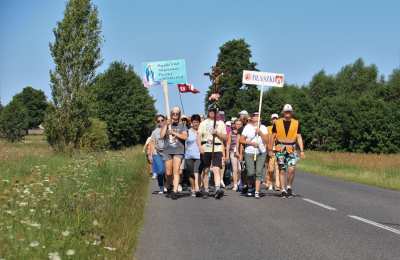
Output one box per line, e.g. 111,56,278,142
298,151,400,191
0,135,148,259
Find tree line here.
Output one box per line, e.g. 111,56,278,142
0,0,156,151
1,0,399,154
206,39,400,153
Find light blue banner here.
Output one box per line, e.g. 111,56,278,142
142,59,187,87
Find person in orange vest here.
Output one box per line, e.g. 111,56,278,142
265,113,280,191
268,104,305,197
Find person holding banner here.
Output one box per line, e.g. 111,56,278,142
160,107,188,200
269,104,305,198
240,112,268,198
197,106,227,199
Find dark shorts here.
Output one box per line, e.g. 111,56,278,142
164,154,184,161
201,152,223,169
185,159,201,175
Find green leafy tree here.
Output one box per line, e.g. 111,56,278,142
205,39,258,118
336,58,379,96
91,62,156,149
45,0,102,151
308,70,336,102
13,86,47,129
385,69,400,104
0,100,28,142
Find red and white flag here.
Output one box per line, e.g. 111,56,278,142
177,84,200,94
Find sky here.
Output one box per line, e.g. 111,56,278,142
1,0,399,115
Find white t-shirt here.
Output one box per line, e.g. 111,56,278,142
242,124,268,154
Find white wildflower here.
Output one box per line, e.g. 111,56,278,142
19,202,28,207
92,220,99,226
30,241,40,247
62,230,70,237
92,240,101,246
66,249,75,256
48,252,61,260
104,246,116,251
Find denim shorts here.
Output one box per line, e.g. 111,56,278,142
152,154,165,175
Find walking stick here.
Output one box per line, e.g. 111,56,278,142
205,67,223,183
254,85,264,161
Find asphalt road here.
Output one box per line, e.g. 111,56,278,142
135,172,400,260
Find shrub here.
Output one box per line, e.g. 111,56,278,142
80,118,109,151
0,100,28,142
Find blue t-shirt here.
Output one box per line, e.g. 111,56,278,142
185,128,200,159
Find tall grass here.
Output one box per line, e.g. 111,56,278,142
298,151,400,190
0,136,148,259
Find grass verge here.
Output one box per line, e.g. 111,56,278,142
298,151,400,191
0,135,149,259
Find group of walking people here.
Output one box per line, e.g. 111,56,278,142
145,103,305,200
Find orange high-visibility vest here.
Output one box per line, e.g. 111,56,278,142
275,118,299,144
267,125,273,135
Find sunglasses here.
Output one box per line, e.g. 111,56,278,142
157,119,164,123
171,112,180,116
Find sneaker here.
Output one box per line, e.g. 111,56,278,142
152,174,157,179
287,188,293,197
280,191,288,198
158,188,164,194
255,192,260,199
178,184,183,192
215,189,224,199
247,192,253,197
191,192,196,197
268,185,274,191
275,187,281,192
164,187,168,192
202,191,209,199
220,180,225,188
171,192,178,200
195,191,202,197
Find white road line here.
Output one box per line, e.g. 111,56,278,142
348,215,400,236
302,198,337,211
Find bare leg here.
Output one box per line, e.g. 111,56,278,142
274,160,281,189
255,179,261,193
202,168,209,191
194,173,200,192
172,156,182,192
189,176,195,191
231,153,239,189
165,159,173,190
213,166,221,189
279,169,286,191
287,166,296,187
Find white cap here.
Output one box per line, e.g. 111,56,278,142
239,110,249,116
231,117,238,122
226,121,232,126
271,113,279,119
282,104,293,112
